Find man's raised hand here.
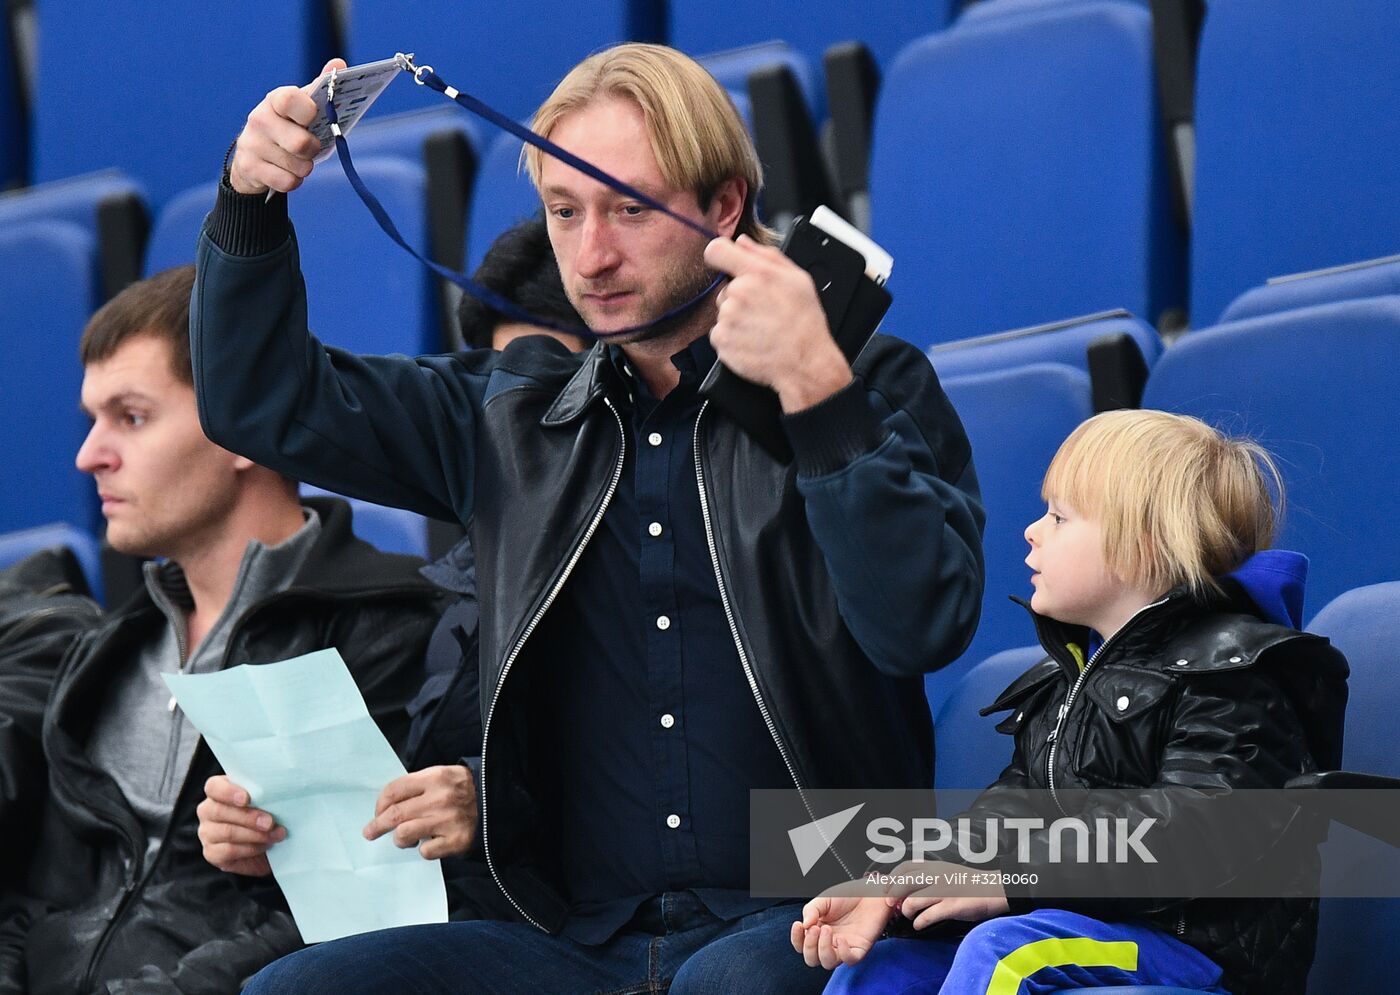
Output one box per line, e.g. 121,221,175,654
228,58,346,196
703,235,854,413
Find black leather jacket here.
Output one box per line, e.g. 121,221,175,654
0,548,103,894
191,188,987,935
0,498,445,994
973,587,1349,995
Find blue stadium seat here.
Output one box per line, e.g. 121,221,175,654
464,133,538,276
1306,582,1400,781
870,2,1182,345
0,171,147,305
1303,582,1400,994
670,0,958,71
934,644,1044,790
347,106,481,167
1221,253,1400,323
931,363,1093,707
0,222,99,536
151,161,444,355
31,2,333,208
288,156,440,355
301,487,428,559
1141,299,1400,618
1191,0,1400,326
929,310,1163,382
345,1,661,123
0,522,101,598
697,41,822,120
959,0,1146,26
143,183,214,274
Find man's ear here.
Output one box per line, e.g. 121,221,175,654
707,176,748,239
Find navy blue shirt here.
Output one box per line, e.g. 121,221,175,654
542,337,793,943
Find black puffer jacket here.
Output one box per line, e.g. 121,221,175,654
0,498,446,995
971,584,1348,995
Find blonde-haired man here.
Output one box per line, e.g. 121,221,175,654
194,42,985,993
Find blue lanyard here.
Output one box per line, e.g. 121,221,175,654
322,59,725,341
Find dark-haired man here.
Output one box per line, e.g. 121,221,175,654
456,215,587,353
0,265,445,993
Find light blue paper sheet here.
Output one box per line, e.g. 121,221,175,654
164,648,448,942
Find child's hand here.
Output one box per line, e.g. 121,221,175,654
790,894,892,970
883,860,1012,929
887,891,1011,929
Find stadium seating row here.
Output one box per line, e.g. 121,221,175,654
4,2,1395,338
1,0,962,199
922,282,1400,704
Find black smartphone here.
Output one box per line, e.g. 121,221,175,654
699,211,893,462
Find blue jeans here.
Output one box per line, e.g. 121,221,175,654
825,909,1230,994
244,893,826,994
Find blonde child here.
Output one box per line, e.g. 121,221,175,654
794,410,1348,995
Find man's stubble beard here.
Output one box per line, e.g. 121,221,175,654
576,252,720,348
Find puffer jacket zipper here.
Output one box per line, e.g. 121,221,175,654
1045,597,1170,815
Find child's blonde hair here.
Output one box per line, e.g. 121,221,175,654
1042,409,1284,597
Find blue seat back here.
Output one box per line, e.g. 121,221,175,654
31,2,330,208
144,182,214,274
288,156,439,356
959,0,1146,25
0,222,99,535
1304,582,1400,994
696,41,822,119
465,133,539,275
1221,253,1400,324
870,3,1182,346
934,645,1045,790
929,310,1162,382
0,171,146,306
932,363,1093,706
1306,582,1400,778
1191,0,1400,326
670,0,958,71
302,487,427,559
346,2,659,123
0,523,101,599
1142,299,1400,618
346,106,482,167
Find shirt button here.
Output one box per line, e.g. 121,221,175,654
660,713,675,729
1116,695,1130,712
656,615,671,631
666,814,681,829
648,432,663,447
648,522,663,537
